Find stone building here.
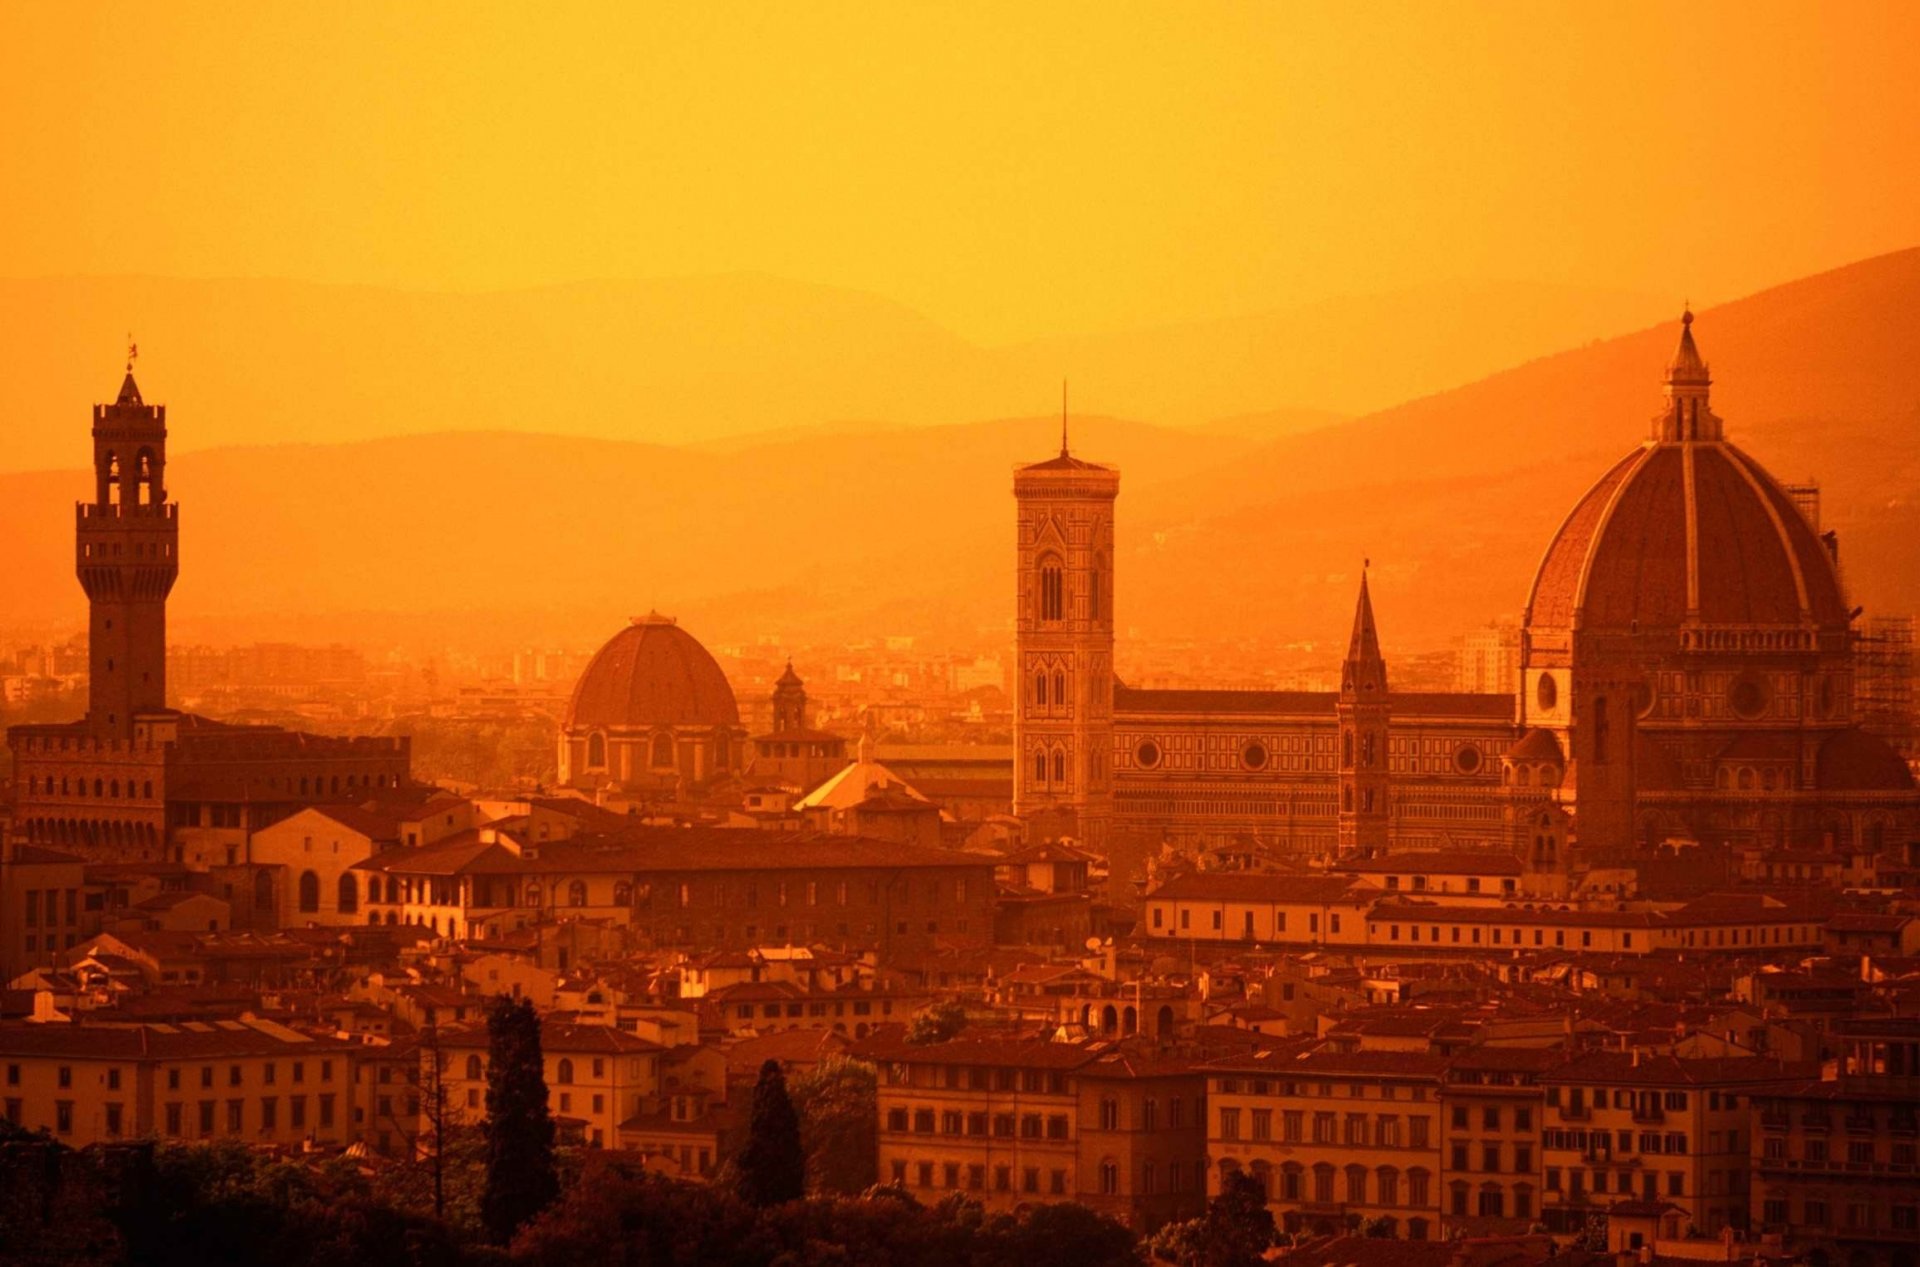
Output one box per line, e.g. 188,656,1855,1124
1011,314,1917,859
6,365,411,863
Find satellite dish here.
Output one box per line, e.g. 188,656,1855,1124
1084,936,1103,952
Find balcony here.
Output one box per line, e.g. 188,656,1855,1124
1631,1107,1666,1125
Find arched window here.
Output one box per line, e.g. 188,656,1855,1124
651,733,675,768
1034,672,1047,706
1091,553,1108,622
1039,555,1064,621
338,873,359,914
1034,751,1048,786
297,870,320,913
465,1055,482,1080
613,881,632,906
1342,729,1354,769
557,1058,575,1085
1052,749,1066,784
586,731,606,768
1738,767,1754,791
1098,1158,1119,1195
367,875,383,903
567,880,587,907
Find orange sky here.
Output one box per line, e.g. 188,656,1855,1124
4,2,1919,343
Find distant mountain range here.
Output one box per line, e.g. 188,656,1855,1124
0,273,1661,472
0,250,1914,656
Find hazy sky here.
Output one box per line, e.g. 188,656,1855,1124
4,2,1918,342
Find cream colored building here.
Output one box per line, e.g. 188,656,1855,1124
0,1015,358,1147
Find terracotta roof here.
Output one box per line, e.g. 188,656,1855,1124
1147,872,1372,904
360,824,993,877
1527,440,1848,634
565,613,739,731
1505,729,1564,762
1815,727,1916,791
1343,849,1524,877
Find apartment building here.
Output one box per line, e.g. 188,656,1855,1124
864,1034,1208,1232
1751,1017,1920,1267
0,1016,358,1147
1438,1046,1556,1235
1540,1053,1797,1237
1206,1047,1448,1240
438,1019,662,1149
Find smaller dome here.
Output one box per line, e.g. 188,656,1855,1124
566,613,740,731
1505,729,1564,763
1816,727,1916,791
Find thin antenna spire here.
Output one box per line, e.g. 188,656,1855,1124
1060,378,1069,458
126,334,138,373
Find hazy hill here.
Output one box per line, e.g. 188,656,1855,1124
0,274,1662,472
1,251,1912,658
1129,248,1920,645
0,416,1254,649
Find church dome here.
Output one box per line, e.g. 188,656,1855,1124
565,613,740,731
1815,727,1916,791
1525,314,1848,636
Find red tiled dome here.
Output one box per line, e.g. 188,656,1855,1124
1526,441,1847,634
1816,727,1916,791
565,614,739,731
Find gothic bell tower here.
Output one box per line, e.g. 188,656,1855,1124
1012,404,1117,849
1336,568,1391,857
77,353,178,737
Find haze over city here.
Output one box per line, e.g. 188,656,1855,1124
1,7,1918,1267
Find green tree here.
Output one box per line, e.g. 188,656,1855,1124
1147,1171,1274,1267
906,998,968,1044
787,1056,880,1194
735,1060,806,1208
481,995,558,1244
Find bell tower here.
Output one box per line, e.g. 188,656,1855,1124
1012,401,1117,848
77,352,178,738
1336,568,1391,857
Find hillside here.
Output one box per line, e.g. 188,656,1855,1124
1129,248,1920,644
1,251,1914,657
0,274,1663,472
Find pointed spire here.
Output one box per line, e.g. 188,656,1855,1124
1345,564,1384,667
1060,378,1070,458
1665,306,1710,388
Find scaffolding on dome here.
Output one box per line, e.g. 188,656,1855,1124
1857,614,1917,762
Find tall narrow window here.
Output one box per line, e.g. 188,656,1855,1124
1052,749,1066,784
1035,672,1047,706
1053,671,1066,707
337,874,358,915
1040,558,1064,621
1034,752,1048,786
297,871,320,913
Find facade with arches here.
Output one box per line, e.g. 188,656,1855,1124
1012,315,1918,863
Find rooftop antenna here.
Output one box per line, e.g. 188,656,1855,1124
1060,378,1070,458
126,334,138,373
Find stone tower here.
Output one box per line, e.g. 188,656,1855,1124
78,362,178,738
1336,570,1391,857
1012,416,1118,849
771,661,808,732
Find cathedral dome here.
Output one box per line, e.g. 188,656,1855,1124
1815,727,1916,792
1525,315,1848,637
566,613,740,731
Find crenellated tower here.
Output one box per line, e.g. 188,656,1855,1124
1336,568,1391,857
77,358,178,737
1012,410,1118,849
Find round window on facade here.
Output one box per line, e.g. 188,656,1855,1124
1453,745,1482,774
1135,740,1162,769
1536,673,1558,712
1242,742,1269,771
1730,676,1768,720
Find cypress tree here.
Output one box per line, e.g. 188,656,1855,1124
736,1059,805,1207
481,995,558,1244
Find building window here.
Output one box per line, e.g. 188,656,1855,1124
1039,558,1064,622
337,873,358,914
298,871,320,913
